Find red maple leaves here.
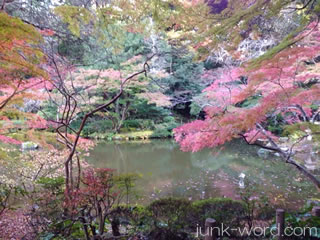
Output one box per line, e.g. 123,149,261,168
175,21,320,152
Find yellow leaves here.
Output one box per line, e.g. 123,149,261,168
167,30,182,39
0,12,42,44
295,3,310,20
54,6,93,37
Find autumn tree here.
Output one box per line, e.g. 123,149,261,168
174,20,320,188
0,11,48,110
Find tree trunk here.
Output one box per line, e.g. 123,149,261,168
111,218,121,236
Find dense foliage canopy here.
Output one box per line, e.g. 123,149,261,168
1,0,320,238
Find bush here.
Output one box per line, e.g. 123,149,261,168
191,198,246,230
1,109,24,120
151,128,172,138
139,119,155,129
146,198,193,240
266,113,285,135
123,119,141,128
151,117,178,138
109,205,151,236
29,177,65,236
72,119,114,137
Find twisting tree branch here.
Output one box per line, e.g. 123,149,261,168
60,54,155,193
245,123,320,189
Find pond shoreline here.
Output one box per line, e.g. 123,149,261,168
87,139,320,210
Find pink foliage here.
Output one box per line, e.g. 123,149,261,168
244,128,277,143
0,135,22,145
175,22,320,152
26,116,49,129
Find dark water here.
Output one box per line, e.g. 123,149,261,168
87,139,320,209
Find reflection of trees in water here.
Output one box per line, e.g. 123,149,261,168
88,140,320,206
114,143,127,173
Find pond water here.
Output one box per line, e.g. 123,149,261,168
87,139,320,210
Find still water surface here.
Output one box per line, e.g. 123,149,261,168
88,139,320,209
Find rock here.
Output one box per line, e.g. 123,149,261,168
113,136,123,141
21,141,38,151
305,128,312,134
257,148,272,158
279,137,289,143
266,142,273,147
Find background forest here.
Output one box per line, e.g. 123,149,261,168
0,0,320,239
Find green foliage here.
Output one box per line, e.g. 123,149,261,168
236,94,261,109
114,173,141,204
36,177,65,195
38,101,58,121
123,120,142,129
110,204,151,235
267,114,285,135
190,102,202,117
0,183,25,216
130,100,169,123
191,198,246,229
276,203,320,239
1,109,25,120
161,55,203,97
54,6,92,37
70,118,114,137
283,122,320,142
29,177,68,237
147,197,193,240
151,116,178,138
238,179,275,229
151,128,172,138
0,183,12,216
57,37,85,63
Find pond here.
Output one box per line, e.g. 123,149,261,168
87,139,320,210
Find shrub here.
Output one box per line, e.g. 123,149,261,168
191,198,246,230
146,198,193,240
74,119,114,137
0,183,12,216
123,119,141,128
109,205,151,236
28,177,65,236
151,128,172,138
151,117,178,138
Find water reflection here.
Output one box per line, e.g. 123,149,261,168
87,139,320,209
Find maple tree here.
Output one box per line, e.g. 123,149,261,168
175,20,320,188
2,0,320,237
0,10,55,147
0,12,48,111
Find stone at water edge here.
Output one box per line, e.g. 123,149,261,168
257,148,272,158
